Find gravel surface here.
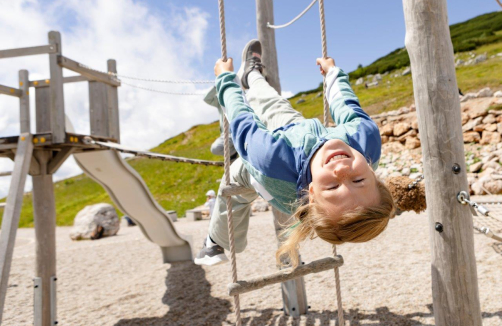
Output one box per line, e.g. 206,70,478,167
3,207,502,325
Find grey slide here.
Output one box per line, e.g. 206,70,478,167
66,118,192,263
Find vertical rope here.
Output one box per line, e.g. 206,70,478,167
218,1,241,325
319,0,344,325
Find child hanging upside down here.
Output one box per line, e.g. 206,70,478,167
195,40,396,267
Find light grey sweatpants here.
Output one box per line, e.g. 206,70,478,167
209,74,305,252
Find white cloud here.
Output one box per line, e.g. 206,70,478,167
281,90,294,99
0,0,218,198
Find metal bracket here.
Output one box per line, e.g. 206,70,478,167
50,276,57,325
33,278,42,326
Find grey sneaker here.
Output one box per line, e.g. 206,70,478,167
194,238,229,266
237,39,265,89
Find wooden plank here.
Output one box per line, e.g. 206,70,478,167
0,84,22,98
0,133,34,324
402,1,482,325
228,257,343,296
0,45,55,59
58,56,120,87
48,31,66,144
47,147,74,174
30,75,89,88
107,59,120,142
0,172,12,177
19,70,30,133
89,81,110,137
35,86,51,133
32,150,57,326
256,0,281,94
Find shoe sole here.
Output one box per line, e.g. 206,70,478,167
194,254,229,266
237,39,259,89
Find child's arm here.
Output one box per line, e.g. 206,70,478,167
317,58,381,168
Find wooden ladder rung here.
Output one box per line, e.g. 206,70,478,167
228,256,343,296
220,183,256,197
0,172,12,177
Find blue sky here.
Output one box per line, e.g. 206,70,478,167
146,0,500,94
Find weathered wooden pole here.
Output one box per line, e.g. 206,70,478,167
19,70,30,133
48,31,65,144
256,0,281,94
107,59,120,142
402,1,482,325
256,0,308,316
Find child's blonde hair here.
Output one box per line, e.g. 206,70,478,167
276,178,396,268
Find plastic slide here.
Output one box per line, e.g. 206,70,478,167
66,118,193,263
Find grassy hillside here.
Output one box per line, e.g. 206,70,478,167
1,13,502,227
349,11,502,79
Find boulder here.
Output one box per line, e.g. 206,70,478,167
462,117,483,132
374,74,382,81
486,123,498,132
70,204,120,241
494,90,502,98
316,92,323,98
393,122,411,136
480,131,502,145
484,180,502,194
461,113,470,125
476,87,493,98
401,167,411,176
402,67,411,76
380,123,394,136
469,162,482,173
296,99,305,104
397,129,417,143
405,137,421,149
497,123,502,134
455,59,464,67
355,77,364,86
482,114,496,124
252,199,269,212
410,118,419,130
463,131,480,143
397,106,410,115
482,161,501,171
367,81,379,87
460,93,477,103
474,53,487,64
381,135,389,144
473,124,485,132
409,104,416,112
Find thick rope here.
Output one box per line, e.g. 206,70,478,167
497,0,502,8
318,0,344,324
267,0,318,29
218,1,241,325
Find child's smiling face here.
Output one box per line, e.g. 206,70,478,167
309,139,380,218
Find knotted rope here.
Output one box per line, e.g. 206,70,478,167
318,0,345,324
218,1,242,325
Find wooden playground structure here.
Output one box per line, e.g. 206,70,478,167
0,0,488,325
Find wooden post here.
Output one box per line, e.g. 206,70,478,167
32,151,57,326
89,80,109,138
0,134,33,324
48,31,65,144
402,1,482,325
256,0,281,94
35,86,51,133
107,59,120,142
19,70,30,133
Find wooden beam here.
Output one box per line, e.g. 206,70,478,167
0,133,33,324
0,45,56,59
0,172,11,177
89,81,109,138
58,56,120,87
29,75,89,88
228,257,343,296
107,59,120,142
35,86,51,133
19,70,30,133
0,84,22,98
48,31,66,144
256,0,281,94
47,147,74,174
402,1,482,325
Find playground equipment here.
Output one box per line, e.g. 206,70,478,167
0,0,489,325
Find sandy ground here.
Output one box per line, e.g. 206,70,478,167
3,204,502,325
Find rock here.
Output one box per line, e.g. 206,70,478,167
401,168,411,176
461,113,470,125
409,172,422,180
473,124,485,132
482,161,500,171
460,93,477,102
380,123,394,136
397,129,417,143
296,99,305,104
70,203,120,241
497,52,502,57
316,92,322,98
367,74,374,80
480,131,502,145
482,114,496,124
402,67,411,76
410,118,419,130
498,123,502,134
462,117,483,132
252,199,269,212
455,59,464,67
484,180,502,194
405,137,421,149
356,77,364,86
463,131,480,143
494,90,502,98
486,123,498,132
397,107,410,115
381,135,389,144
409,104,416,112
374,74,382,82
393,122,411,137
469,162,483,173
367,81,379,87
474,53,487,64
476,87,493,98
